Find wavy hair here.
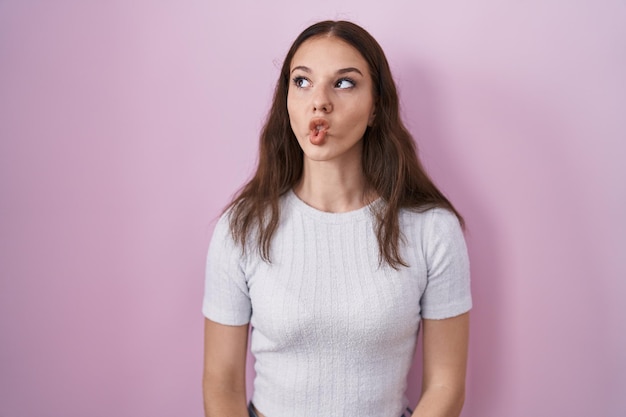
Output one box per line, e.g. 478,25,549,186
225,20,463,268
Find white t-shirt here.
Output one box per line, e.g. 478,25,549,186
203,190,472,417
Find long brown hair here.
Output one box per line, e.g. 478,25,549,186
225,20,463,268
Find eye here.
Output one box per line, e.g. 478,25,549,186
292,76,311,88
335,78,355,89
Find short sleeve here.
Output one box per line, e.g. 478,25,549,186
420,209,472,320
202,212,252,325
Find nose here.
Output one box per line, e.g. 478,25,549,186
312,87,333,113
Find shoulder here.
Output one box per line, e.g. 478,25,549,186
211,209,234,241
422,207,465,247
399,206,463,235
207,209,238,259
398,207,466,259
426,208,463,235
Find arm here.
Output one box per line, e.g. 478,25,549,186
203,318,250,417
412,312,470,417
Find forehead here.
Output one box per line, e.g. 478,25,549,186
290,36,369,72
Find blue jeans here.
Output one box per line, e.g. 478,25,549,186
248,402,413,417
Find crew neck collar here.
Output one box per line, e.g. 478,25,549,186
285,189,382,223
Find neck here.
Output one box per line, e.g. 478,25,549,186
294,157,375,213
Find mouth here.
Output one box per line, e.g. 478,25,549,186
308,118,329,145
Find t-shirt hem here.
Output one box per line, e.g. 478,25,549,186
421,299,472,320
202,303,251,326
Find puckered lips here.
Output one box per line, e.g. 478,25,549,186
308,118,330,146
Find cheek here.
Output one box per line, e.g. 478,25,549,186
349,103,375,127
287,98,305,128
286,100,301,136
286,100,295,125
286,92,296,116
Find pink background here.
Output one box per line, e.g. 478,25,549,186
1,1,625,416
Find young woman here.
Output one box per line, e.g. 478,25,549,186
203,20,471,417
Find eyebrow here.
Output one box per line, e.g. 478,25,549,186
290,66,364,76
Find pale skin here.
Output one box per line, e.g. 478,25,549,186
203,36,470,417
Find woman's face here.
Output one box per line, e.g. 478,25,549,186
287,36,376,164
